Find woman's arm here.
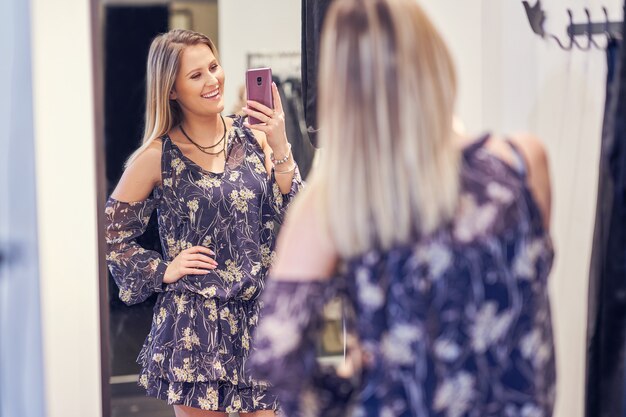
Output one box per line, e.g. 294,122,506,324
248,125,303,224
271,182,338,280
110,140,162,201
509,133,552,232
105,141,166,305
485,133,552,231
244,82,299,195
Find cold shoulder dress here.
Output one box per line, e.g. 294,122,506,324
105,116,302,412
249,136,556,417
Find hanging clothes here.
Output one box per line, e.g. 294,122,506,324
275,77,316,179
301,0,334,148
586,34,626,417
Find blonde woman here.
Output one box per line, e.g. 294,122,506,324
104,29,301,417
249,0,555,416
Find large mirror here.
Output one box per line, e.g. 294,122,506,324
97,1,330,416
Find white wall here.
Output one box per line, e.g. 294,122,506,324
30,0,103,416
218,0,301,114
419,1,622,417
419,1,484,135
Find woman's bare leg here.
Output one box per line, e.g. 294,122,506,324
239,410,277,417
173,404,228,417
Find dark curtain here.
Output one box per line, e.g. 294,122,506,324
301,0,334,148
586,27,626,417
105,5,169,191
104,5,168,376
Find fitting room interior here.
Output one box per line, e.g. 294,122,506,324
1,0,625,417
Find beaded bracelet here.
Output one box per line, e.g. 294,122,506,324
271,143,292,165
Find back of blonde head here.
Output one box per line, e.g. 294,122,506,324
314,0,460,257
126,29,218,167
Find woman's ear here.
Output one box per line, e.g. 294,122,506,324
169,89,177,100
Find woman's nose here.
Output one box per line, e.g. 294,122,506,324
206,72,219,85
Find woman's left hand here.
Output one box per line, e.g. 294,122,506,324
243,82,290,155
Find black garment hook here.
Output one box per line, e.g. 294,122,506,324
523,0,575,50
523,0,623,50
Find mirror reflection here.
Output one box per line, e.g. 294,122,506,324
101,2,324,416
95,1,620,417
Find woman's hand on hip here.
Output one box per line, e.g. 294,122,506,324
243,82,290,154
163,246,218,284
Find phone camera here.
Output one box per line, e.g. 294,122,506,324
256,76,263,86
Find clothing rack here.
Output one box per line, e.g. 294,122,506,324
523,0,623,50
246,51,301,80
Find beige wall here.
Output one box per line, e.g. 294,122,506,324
30,0,103,416
418,1,484,135
171,1,219,47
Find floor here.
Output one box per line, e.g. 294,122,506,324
111,383,241,417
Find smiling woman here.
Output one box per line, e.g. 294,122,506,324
104,28,302,417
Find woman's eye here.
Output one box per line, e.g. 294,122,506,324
210,65,218,71
191,73,201,79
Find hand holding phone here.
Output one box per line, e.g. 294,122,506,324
243,68,289,154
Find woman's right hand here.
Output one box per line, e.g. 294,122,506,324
163,246,218,284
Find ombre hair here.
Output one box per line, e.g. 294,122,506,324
313,0,460,257
126,29,218,166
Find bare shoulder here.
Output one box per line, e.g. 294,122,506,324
110,139,163,202
508,133,549,170
486,133,552,230
272,181,338,281
483,133,548,170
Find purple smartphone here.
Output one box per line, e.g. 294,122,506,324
246,67,274,125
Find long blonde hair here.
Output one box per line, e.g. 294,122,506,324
313,0,460,257
126,29,218,167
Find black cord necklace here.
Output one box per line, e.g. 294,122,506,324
180,115,227,156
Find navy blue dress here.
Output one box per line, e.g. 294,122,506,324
249,136,556,417
105,116,302,412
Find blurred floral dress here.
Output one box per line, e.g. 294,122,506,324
249,136,556,417
104,115,302,412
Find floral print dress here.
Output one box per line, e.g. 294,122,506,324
105,115,302,412
249,136,556,417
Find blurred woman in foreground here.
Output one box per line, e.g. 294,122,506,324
249,0,555,416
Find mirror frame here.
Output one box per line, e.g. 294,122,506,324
90,0,111,416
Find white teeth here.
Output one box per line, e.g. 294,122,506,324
202,90,219,99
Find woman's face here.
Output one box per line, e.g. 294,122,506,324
170,43,225,117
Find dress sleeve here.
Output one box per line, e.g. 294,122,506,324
248,278,355,417
269,166,303,223
104,197,168,305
